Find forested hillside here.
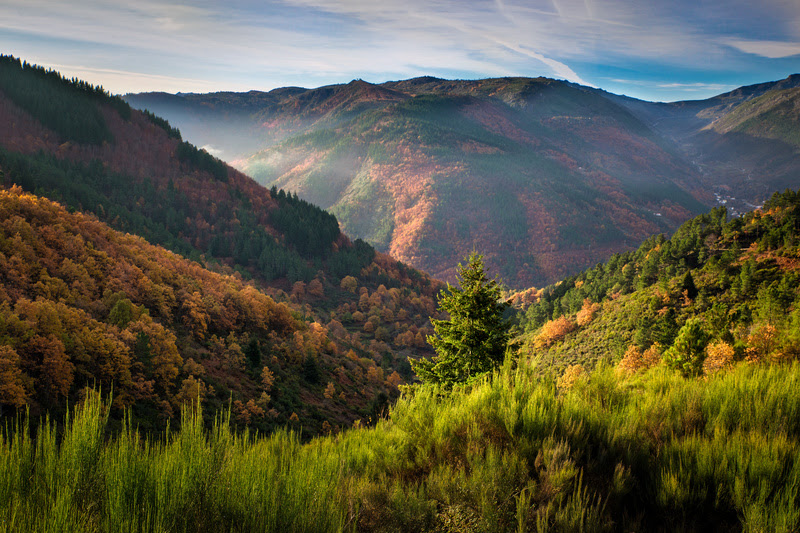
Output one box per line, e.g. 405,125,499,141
518,188,800,376
127,77,708,288
0,186,424,434
0,56,444,433
3,55,800,531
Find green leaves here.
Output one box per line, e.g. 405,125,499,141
411,252,510,387
664,318,710,377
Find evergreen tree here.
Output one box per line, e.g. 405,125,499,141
681,271,698,300
303,355,320,384
411,252,510,386
664,318,709,376
245,338,261,368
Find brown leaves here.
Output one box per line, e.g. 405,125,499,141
575,299,600,327
25,334,74,402
0,345,27,408
618,344,662,375
534,316,577,348
703,341,735,375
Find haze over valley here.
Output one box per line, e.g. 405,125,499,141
126,74,800,287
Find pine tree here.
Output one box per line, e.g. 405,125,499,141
245,338,261,368
664,318,709,376
410,252,510,386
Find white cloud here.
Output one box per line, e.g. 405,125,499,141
1,0,799,98
723,39,800,59
656,82,733,91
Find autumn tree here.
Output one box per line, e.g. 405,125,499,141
411,252,510,387
26,334,74,404
0,345,27,410
261,365,275,391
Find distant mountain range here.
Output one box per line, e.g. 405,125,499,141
126,74,800,288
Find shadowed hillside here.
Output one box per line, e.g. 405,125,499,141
609,74,800,216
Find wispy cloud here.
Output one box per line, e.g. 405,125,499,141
723,39,800,59
1,0,799,100
656,82,735,92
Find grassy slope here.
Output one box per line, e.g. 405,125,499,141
3,360,799,532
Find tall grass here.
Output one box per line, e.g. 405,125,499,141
2,361,800,531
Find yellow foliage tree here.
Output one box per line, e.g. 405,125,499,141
261,365,275,391
557,364,586,392
704,341,735,375
535,316,576,348
576,299,601,327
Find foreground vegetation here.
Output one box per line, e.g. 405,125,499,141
3,357,799,532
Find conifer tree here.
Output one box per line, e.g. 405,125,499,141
411,252,510,386
664,318,709,376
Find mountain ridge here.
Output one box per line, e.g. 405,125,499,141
128,75,715,288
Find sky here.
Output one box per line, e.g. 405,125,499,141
2,0,800,102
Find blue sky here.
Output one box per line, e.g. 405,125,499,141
2,0,800,101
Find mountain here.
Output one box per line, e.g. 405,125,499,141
517,188,800,374
0,55,443,434
609,74,800,216
5,56,800,531
127,77,710,288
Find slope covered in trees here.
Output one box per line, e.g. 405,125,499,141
127,77,709,288
0,57,445,433
0,186,423,434
0,54,356,284
518,188,800,376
